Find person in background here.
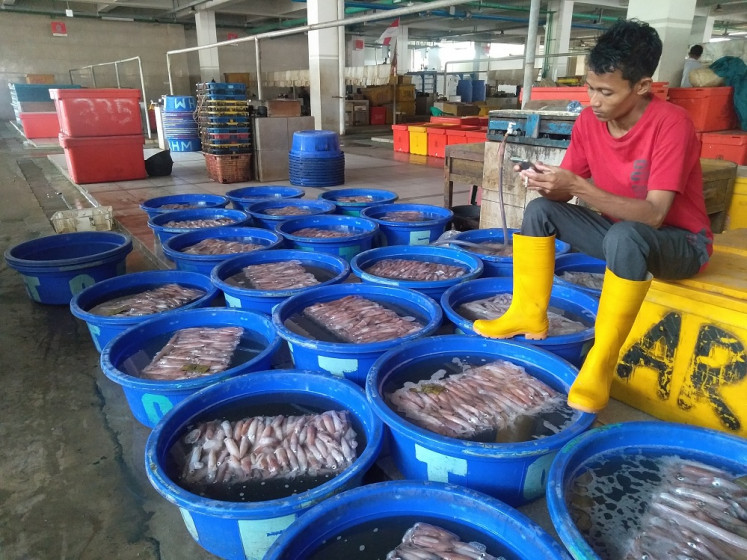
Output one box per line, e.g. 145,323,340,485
681,44,704,87
473,19,712,414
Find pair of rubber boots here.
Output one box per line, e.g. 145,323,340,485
473,234,652,414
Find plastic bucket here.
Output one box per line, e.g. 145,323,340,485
144,369,384,560
162,227,284,276
163,95,196,112
457,79,473,103
440,277,598,366
361,203,454,246
265,480,571,559
450,229,571,277
167,137,201,152
148,208,251,246
211,249,350,314
366,334,595,506
245,199,336,230
554,253,606,299
289,130,341,158
5,231,133,305
224,185,305,211
69,270,218,352
318,188,399,216
547,421,747,560
140,194,229,220
275,214,378,263
100,308,282,428
350,245,483,300
272,283,442,385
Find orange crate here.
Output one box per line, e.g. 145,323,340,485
445,126,479,146
668,87,736,132
427,127,451,158
430,116,482,126
527,82,668,104
700,130,747,165
464,128,487,143
392,123,411,153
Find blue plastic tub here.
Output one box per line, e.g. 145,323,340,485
361,203,454,246
162,226,283,276
265,480,571,559
245,199,336,230
163,95,196,112
366,334,595,506
272,283,442,385
441,277,598,367
144,369,384,560
554,253,606,299
275,214,378,263
318,188,399,216
69,270,218,352
148,208,251,245
350,245,483,300
4,231,133,305
140,194,230,220
547,421,747,560
211,249,350,314
450,229,572,277
290,130,341,158
224,185,305,211
100,308,281,428
167,137,201,152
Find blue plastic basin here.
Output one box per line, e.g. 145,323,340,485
69,270,218,352
140,194,230,221
361,203,454,246
162,226,283,276
245,199,336,230
224,185,305,211
441,277,598,367
265,480,572,559
290,129,341,158
318,188,399,216
366,334,595,506
554,253,606,299
100,308,281,428
144,369,384,560
211,249,350,314
148,208,251,245
272,283,442,385
5,231,133,305
275,214,378,263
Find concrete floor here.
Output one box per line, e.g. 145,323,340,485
0,122,652,560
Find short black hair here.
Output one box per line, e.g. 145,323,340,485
689,44,704,58
588,19,662,85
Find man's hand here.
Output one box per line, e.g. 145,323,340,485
517,161,575,202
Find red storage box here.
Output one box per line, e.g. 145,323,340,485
50,88,143,137
370,106,387,125
392,123,411,153
445,126,479,146
700,130,747,165
19,112,59,139
464,128,487,143
427,126,452,158
527,82,668,104
668,87,736,132
430,116,482,126
59,133,147,184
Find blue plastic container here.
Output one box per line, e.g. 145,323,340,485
456,79,473,103
361,203,454,246
224,185,305,211
11,83,81,102
4,231,133,305
272,283,442,385
547,421,747,560
167,137,201,152
472,79,486,102
69,270,218,352
289,130,341,158
144,369,384,560
450,228,572,277
318,188,399,216
265,480,571,559
245,199,336,230
441,277,598,366
350,245,483,300
275,214,378,263
148,208,251,246
163,95,196,112
140,194,230,221
367,334,596,506
211,249,350,314
100,308,281,428
554,253,606,299
162,226,283,276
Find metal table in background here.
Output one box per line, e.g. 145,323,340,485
443,142,485,209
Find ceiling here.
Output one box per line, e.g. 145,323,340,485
4,0,747,46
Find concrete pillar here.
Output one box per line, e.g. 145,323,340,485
546,0,574,81
194,9,221,83
626,0,697,85
307,0,344,132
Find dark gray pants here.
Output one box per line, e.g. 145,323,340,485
521,198,711,281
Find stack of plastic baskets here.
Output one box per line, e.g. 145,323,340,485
162,95,200,152
289,130,344,187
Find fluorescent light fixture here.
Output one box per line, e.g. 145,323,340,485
709,36,730,42
101,16,134,21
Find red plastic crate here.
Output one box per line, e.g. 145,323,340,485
50,88,143,137
58,133,147,184
668,87,736,132
700,130,747,165
527,82,668,104
19,112,59,138
464,128,487,143
430,116,482,126
445,126,480,146
370,106,386,125
392,123,411,153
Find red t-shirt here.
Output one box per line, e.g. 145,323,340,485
561,96,713,251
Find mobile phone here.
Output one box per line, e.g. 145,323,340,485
510,156,538,171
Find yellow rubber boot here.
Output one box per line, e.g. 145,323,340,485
473,234,555,340
568,268,652,413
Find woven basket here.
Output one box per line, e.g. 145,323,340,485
203,152,252,183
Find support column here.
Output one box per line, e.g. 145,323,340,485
307,0,344,132
195,9,221,83
690,15,715,45
546,0,574,81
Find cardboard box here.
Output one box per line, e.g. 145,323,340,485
361,86,394,106
224,72,252,88
266,99,301,118
434,101,481,116
25,74,56,84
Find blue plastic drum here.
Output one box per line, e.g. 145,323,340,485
140,194,229,221
148,208,251,245
361,203,453,246
144,370,384,560
245,199,336,230
225,185,305,211
318,188,399,216
275,214,378,263
554,253,606,299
